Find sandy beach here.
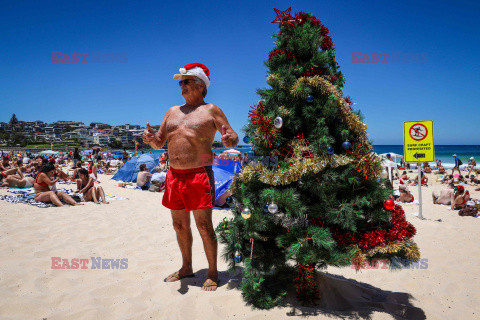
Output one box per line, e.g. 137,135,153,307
0,170,479,320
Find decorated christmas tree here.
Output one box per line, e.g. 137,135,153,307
216,8,420,309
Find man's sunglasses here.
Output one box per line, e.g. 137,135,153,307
179,79,197,86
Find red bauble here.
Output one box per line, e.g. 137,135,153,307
383,199,395,211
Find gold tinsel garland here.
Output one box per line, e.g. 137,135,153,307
233,140,354,187
291,75,368,145
351,239,420,270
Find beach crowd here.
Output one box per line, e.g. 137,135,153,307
387,153,479,216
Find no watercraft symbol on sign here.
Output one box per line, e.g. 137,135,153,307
403,120,434,162
409,123,428,141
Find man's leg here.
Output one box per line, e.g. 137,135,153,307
192,208,218,291
165,209,194,282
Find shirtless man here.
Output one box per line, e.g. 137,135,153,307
432,183,455,205
143,63,238,292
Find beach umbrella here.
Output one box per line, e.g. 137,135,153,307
212,158,243,200
112,154,160,182
39,150,60,155
379,152,403,164
224,149,241,154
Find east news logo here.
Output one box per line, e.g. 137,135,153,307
51,257,128,269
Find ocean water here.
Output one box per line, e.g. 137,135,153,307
130,145,480,169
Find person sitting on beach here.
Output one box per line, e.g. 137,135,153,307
423,162,432,173
410,171,428,186
436,159,441,167
432,183,455,205
76,168,108,204
87,160,98,180
136,164,152,190
53,164,72,181
400,171,409,184
452,154,462,175
72,162,83,180
149,165,167,192
34,164,79,207
0,157,11,171
451,185,466,210
397,185,414,203
15,159,32,173
438,164,446,174
467,157,476,177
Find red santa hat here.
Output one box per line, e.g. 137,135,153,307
173,63,210,88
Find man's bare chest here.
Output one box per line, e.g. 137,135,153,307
166,110,213,133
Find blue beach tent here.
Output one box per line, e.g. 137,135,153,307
112,154,160,182
212,158,242,199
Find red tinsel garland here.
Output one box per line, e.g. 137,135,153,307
345,96,353,106
268,48,296,61
330,75,337,85
293,11,322,27
307,205,416,250
321,35,334,50
248,104,277,148
346,142,377,180
294,263,320,305
302,66,327,77
321,25,329,36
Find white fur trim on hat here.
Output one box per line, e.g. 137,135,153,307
173,64,211,88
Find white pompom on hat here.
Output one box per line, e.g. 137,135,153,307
173,63,211,88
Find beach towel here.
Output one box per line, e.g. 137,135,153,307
0,194,55,208
395,200,419,206
7,189,33,194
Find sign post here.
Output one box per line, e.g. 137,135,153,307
403,120,435,219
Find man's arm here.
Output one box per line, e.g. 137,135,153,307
144,108,171,150
211,104,238,148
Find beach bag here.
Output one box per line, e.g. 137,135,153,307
458,205,478,217
457,158,463,166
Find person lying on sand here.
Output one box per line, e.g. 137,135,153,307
0,166,35,188
469,175,479,185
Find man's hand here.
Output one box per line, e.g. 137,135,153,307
143,122,156,144
221,125,237,148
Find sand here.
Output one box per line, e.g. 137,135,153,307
0,170,479,320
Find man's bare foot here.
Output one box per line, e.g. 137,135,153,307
202,271,218,291
164,267,194,282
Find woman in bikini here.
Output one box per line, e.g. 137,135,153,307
87,160,98,180
34,164,78,207
0,166,34,188
76,168,108,204
451,185,466,210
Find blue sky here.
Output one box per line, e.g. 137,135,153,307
1,0,479,144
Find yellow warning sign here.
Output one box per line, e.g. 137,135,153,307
403,120,434,163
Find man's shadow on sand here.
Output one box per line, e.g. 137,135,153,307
176,268,426,320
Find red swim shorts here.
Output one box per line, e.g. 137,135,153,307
162,166,215,211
